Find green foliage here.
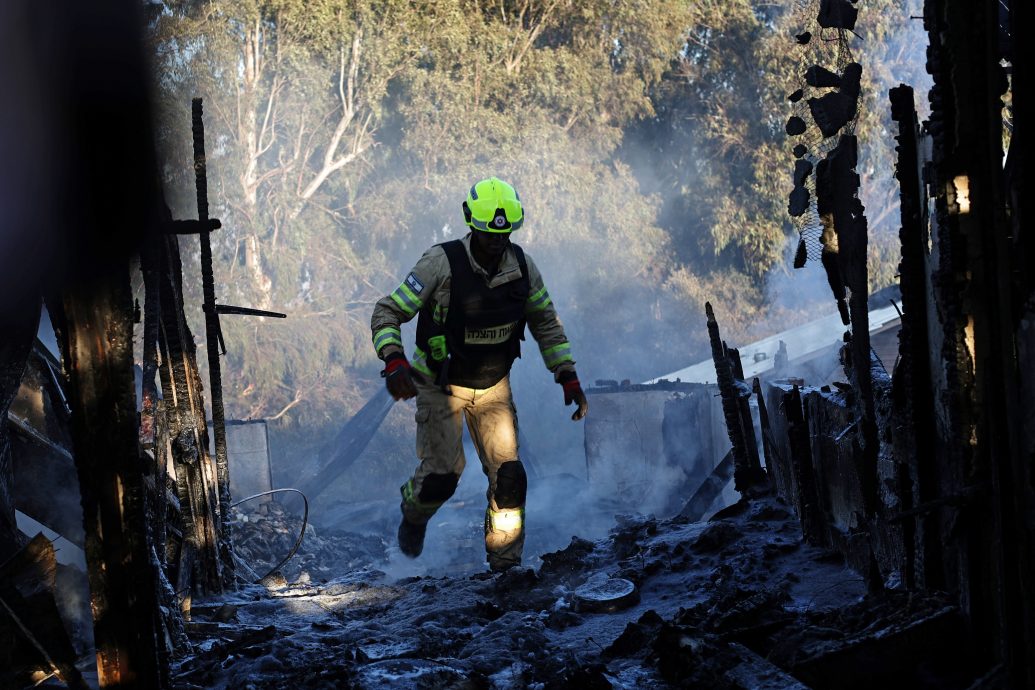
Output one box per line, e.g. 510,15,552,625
150,1,928,464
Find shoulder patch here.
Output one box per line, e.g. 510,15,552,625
405,272,425,294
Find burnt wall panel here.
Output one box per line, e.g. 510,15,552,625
585,383,723,517
224,420,273,503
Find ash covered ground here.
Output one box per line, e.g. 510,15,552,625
173,484,966,690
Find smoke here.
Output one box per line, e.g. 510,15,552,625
152,1,937,581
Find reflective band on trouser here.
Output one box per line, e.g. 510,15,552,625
411,347,434,378
526,285,551,313
485,506,525,569
401,479,444,516
487,507,524,532
540,342,573,368
390,282,423,316
373,327,402,352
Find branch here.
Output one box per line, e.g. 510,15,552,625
297,32,366,203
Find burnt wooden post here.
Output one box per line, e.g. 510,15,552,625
706,302,766,494
889,84,938,592
191,99,236,586
785,385,822,543
0,535,87,689
752,378,777,472
56,266,164,687
0,301,40,559
156,234,225,595
923,1,1035,682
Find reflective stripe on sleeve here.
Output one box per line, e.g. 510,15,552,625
540,341,573,368
433,303,448,325
411,347,434,377
526,285,552,313
390,282,423,316
373,327,402,352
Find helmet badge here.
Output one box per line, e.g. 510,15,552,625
493,214,508,228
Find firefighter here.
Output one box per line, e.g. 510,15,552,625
370,177,589,572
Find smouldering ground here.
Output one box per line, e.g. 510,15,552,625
173,495,877,689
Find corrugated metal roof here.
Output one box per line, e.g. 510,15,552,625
647,304,901,385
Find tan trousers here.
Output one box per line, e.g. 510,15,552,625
401,375,525,569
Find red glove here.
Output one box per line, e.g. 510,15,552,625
558,371,588,421
382,352,418,400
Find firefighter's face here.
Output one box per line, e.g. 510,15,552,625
472,229,510,258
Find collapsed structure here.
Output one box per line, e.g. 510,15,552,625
0,0,1032,687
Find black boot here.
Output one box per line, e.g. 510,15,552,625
397,517,427,558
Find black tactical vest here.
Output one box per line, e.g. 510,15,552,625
415,239,529,389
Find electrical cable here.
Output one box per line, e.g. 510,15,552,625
230,488,309,584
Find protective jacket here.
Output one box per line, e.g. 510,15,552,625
371,234,574,386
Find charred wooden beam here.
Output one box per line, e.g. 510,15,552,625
191,98,236,588
785,385,822,543
56,265,164,687
924,1,1034,682
157,234,225,595
753,378,779,472
165,219,221,235
0,535,87,690
889,84,939,592
214,304,287,319
705,303,767,494
0,301,40,560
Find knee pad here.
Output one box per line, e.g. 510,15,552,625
493,460,527,509
418,472,460,503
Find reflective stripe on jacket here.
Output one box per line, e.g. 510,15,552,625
370,234,575,379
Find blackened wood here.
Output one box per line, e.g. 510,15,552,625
1006,1,1035,684
176,539,196,621
58,268,163,687
0,300,39,560
737,389,763,479
753,378,777,471
0,534,87,689
707,303,752,492
826,135,878,521
938,1,1030,682
215,304,287,318
924,1,1034,682
889,84,937,591
157,234,224,594
140,223,168,565
786,386,822,543
191,99,235,587
165,219,221,234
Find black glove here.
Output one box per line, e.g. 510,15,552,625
558,371,588,421
382,352,418,400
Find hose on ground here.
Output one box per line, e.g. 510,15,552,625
230,488,309,584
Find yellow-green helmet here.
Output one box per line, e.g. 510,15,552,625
462,177,523,233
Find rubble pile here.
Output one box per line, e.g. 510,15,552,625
231,501,387,582
173,492,983,689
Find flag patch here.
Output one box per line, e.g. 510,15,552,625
405,272,425,294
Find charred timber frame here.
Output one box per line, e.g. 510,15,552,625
156,233,226,596
192,99,236,587
705,302,766,494
889,85,939,592
923,0,1034,683
0,303,39,558
54,266,164,686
